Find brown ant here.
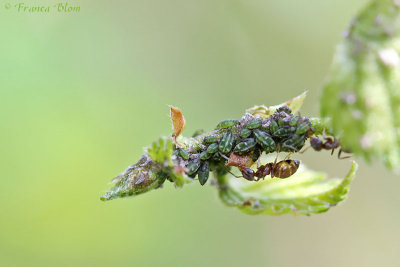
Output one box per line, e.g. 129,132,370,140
308,134,351,159
221,151,300,181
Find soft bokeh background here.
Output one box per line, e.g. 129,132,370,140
1,0,399,266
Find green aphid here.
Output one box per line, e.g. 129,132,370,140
289,116,300,127
212,152,222,161
216,119,239,129
269,120,279,134
278,118,286,127
219,132,234,154
247,120,262,129
296,121,311,135
253,129,276,153
207,143,219,154
179,148,190,160
198,161,210,186
203,135,219,144
233,138,256,155
200,150,211,160
240,128,252,138
172,149,180,156
251,146,261,162
234,136,242,144
273,126,292,138
192,129,205,137
281,135,306,152
187,159,201,176
193,143,203,152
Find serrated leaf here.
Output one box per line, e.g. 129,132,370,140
246,91,307,117
217,161,357,215
147,137,174,165
146,137,191,187
321,0,400,172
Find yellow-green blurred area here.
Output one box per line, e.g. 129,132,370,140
1,0,399,266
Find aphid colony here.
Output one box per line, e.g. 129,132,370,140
172,106,345,185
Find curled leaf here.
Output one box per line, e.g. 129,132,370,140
170,106,186,143
321,0,400,172
101,137,191,201
100,154,166,201
246,91,307,117
217,161,357,215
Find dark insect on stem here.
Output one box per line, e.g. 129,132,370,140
309,135,351,159
223,151,300,181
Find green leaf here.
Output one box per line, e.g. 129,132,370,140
246,91,307,117
217,161,357,215
321,0,400,172
147,137,174,165
146,137,191,187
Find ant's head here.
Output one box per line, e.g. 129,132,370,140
310,136,323,151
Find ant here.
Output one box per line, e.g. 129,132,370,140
307,132,351,159
221,150,300,181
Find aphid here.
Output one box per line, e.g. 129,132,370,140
187,159,201,176
179,148,190,160
212,151,222,161
216,119,239,129
200,150,211,160
233,138,256,155
219,132,234,154
289,116,300,127
240,128,252,138
253,129,276,153
269,120,279,134
198,161,210,185
278,118,286,127
247,120,262,129
203,135,219,144
251,146,261,162
272,126,293,138
206,143,219,154
281,134,306,152
296,121,312,135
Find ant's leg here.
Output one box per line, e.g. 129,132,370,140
282,144,298,152
299,145,311,154
338,149,352,159
219,152,230,161
274,144,281,165
284,152,293,160
227,170,242,178
322,128,327,139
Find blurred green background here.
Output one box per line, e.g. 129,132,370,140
1,0,399,266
